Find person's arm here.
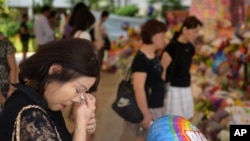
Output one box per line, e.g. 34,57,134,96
100,25,107,37
7,53,17,97
160,52,172,81
73,120,87,141
0,92,6,105
93,41,103,51
93,23,104,50
132,72,152,129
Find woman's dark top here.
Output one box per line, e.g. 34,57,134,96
163,40,195,87
20,22,30,42
0,84,72,141
131,51,165,108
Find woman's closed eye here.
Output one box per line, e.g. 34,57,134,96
76,89,80,94
76,88,87,95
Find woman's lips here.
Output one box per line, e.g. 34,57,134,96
61,104,66,109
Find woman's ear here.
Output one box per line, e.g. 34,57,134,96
182,27,188,33
48,64,62,75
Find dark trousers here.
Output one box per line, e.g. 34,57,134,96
21,40,29,52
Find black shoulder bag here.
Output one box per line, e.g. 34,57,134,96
112,69,143,123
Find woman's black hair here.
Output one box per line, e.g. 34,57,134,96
19,38,100,94
70,8,95,36
140,19,167,44
69,2,89,27
172,16,203,40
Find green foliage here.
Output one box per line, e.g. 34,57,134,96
33,3,42,14
6,21,21,37
115,5,138,17
0,0,19,37
195,99,214,112
33,0,54,14
148,0,184,11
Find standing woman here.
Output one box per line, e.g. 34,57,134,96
160,16,203,120
125,19,167,141
0,38,100,141
71,8,103,50
0,32,17,107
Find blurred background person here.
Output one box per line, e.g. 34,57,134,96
19,13,30,60
65,2,89,39
71,8,95,40
34,5,54,47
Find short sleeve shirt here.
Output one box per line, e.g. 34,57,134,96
164,40,195,87
131,51,165,108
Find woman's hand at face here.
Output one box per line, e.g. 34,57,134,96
75,94,96,126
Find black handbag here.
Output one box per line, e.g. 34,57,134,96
112,70,143,123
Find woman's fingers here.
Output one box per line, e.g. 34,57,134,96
86,117,96,134
87,114,96,124
86,123,96,134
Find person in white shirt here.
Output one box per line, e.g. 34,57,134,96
34,5,54,47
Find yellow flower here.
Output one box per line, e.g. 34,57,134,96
234,99,244,106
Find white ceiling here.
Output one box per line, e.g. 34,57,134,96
7,0,192,8
7,0,71,8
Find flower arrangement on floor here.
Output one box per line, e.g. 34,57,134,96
192,35,250,141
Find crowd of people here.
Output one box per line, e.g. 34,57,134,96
0,2,204,141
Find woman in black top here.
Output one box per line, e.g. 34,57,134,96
0,38,100,141
160,16,203,120
19,13,30,60
125,19,167,140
